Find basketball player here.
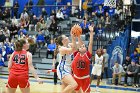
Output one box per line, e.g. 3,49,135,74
55,25,78,93
6,39,43,93
91,48,105,92
71,25,94,93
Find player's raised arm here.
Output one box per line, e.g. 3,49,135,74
88,25,94,54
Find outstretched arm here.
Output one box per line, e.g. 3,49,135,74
28,52,43,84
88,25,94,54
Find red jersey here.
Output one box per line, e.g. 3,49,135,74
72,51,92,77
10,50,29,75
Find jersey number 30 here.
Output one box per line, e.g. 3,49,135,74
13,55,26,64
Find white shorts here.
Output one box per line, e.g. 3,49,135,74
57,61,71,80
91,64,102,76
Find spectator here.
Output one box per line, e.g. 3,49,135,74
108,7,115,17
11,16,19,26
9,23,18,38
123,56,131,71
80,17,90,34
136,43,140,54
61,6,70,19
130,50,139,64
0,54,4,68
49,19,58,36
20,8,29,20
25,0,33,11
50,10,56,21
73,6,80,18
46,39,56,59
91,12,98,26
0,31,6,43
20,18,26,27
36,31,45,48
101,49,109,79
105,16,111,32
18,26,27,36
41,8,48,20
2,47,7,61
29,15,38,31
13,1,19,18
95,5,104,18
18,31,25,40
124,59,139,87
28,37,37,55
96,24,104,37
3,27,10,38
87,0,93,17
56,9,64,21
112,62,125,85
36,21,42,32
98,16,105,27
3,8,10,19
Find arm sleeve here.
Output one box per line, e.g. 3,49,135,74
73,51,78,57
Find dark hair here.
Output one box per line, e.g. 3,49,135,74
55,35,63,46
20,39,26,45
134,50,138,53
53,35,63,59
14,40,23,51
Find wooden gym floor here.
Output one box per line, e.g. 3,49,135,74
0,75,139,93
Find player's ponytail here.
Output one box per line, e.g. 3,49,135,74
14,40,23,51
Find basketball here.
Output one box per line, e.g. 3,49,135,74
71,25,82,37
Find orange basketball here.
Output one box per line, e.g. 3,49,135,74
71,25,82,37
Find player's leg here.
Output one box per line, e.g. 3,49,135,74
61,74,78,93
20,88,30,93
90,66,96,84
7,88,17,93
61,81,67,91
82,78,90,93
6,73,18,93
18,74,30,93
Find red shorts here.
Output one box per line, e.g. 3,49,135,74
74,76,90,92
6,73,30,88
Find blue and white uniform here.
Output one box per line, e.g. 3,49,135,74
91,54,104,76
57,52,73,80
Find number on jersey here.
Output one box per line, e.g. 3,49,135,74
77,60,85,69
13,54,26,64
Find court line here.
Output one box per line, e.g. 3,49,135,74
0,76,140,92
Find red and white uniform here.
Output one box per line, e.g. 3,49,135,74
72,51,92,92
6,50,30,88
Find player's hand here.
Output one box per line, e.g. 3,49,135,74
37,78,43,84
88,25,95,35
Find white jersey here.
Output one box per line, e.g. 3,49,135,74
92,54,104,76
95,54,104,65
57,53,74,80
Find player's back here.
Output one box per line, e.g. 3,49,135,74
10,50,29,75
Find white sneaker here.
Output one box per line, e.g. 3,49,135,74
96,86,100,92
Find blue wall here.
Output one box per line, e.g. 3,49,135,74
0,0,5,6
17,0,72,16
